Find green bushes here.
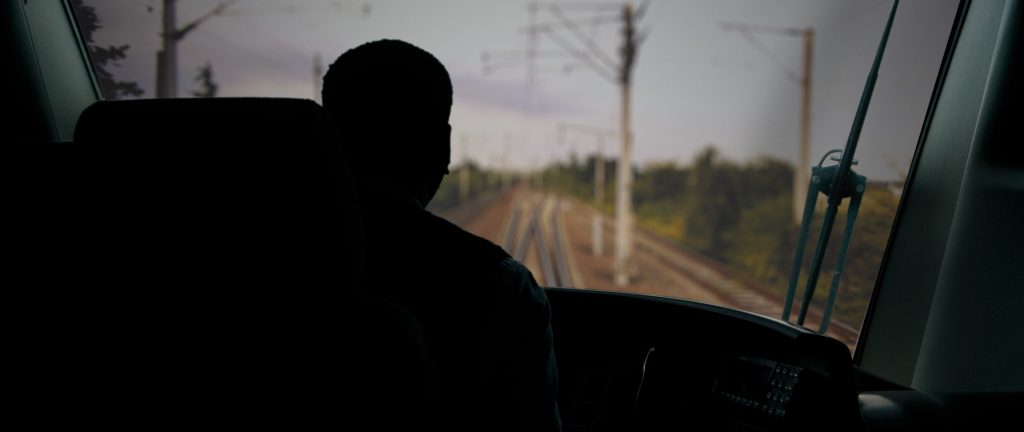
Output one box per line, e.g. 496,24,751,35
544,145,899,327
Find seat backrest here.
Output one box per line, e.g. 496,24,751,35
72,98,362,285
13,98,435,426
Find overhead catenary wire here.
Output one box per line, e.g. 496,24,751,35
548,6,618,72
535,24,618,83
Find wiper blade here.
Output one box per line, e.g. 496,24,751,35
783,0,901,331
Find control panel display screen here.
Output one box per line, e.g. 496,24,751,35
713,355,803,419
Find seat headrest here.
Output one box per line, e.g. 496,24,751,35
72,98,363,289
75,98,346,176
76,97,333,144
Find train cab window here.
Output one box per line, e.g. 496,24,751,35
71,0,959,351
14,0,1017,430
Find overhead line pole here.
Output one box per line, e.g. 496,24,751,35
559,123,616,256
800,29,814,223
157,0,236,98
313,53,323,103
527,3,538,112
159,0,365,99
485,1,648,286
460,134,471,203
722,21,814,223
614,2,638,286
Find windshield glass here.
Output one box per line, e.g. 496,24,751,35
73,0,959,349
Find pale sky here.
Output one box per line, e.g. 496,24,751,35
86,0,959,180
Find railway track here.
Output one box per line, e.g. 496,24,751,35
559,194,860,347
434,191,503,227
438,187,859,347
503,192,576,288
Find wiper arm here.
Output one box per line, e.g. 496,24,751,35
783,0,901,331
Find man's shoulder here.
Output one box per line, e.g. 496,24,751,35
420,210,509,263
418,210,547,306
496,257,547,302
495,257,534,286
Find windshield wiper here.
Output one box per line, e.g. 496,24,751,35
783,0,901,333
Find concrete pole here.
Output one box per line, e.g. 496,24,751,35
526,3,537,113
313,53,323,104
614,3,635,286
794,29,814,222
614,81,633,286
593,136,605,256
158,0,177,98
460,134,470,203
502,135,512,192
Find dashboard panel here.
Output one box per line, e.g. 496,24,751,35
546,288,860,432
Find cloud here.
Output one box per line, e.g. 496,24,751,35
451,73,593,117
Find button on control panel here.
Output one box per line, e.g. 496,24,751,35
713,356,803,419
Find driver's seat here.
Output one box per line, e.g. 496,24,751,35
18,98,435,427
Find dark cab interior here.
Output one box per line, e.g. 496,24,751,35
7,1,1022,430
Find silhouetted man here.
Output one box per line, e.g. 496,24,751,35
322,40,560,431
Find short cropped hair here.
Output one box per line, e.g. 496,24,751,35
322,40,453,177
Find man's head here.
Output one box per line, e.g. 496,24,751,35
322,39,453,206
